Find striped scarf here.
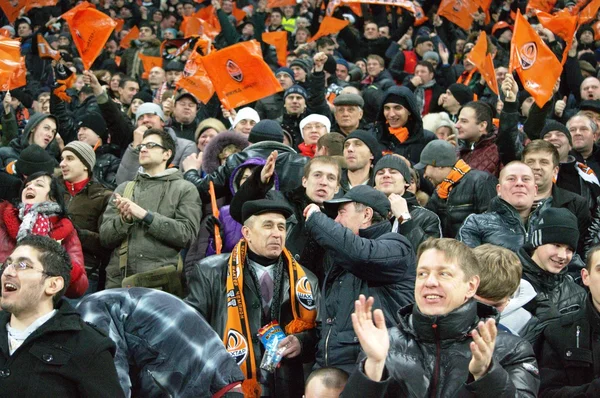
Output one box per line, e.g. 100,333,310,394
436,160,471,199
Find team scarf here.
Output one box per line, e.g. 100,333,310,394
436,159,471,200
224,240,317,398
388,126,409,143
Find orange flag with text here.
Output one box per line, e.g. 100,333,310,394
262,31,288,67
37,34,61,60
61,2,116,70
308,16,349,42
467,31,498,96
176,41,215,104
509,10,562,107
535,9,577,65
201,40,282,109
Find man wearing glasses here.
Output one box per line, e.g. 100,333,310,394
100,128,201,290
0,235,123,396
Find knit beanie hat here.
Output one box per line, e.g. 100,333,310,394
290,58,312,74
373,154,412,184
540,120,572,145
530,208,579,251
248,120,284,144
63,141,96,172
275,67,296,83
345,129,382,164
324,55,337,75
17,144,55,177
423,51,440,64
448,83,474,106
384,93,412,111
77,112,108,142
299,114,331,139
414,36,433,47
284,85,308,100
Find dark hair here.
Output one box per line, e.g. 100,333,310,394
522,139,560,167
16,235,72,305
587,244,600,271
354,202,387,223
316,36,335,48
20,172,67,217
317,132,345,156
143,128,177,165
461,101,493,133
306,367,349,390
139,21,156,35
270,8,283,17
120,76,139,89
416,61,435,74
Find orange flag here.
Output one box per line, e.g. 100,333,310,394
509,10,562,107
267,0,296,7
525,0,557,13
61,3,117,70
120,26,139,49
201,40,282,109
37,34,61,60
181,16,219,39
467,31,499,96
0,0,26,23
414,4,429,27
113,18,125,33
139,53,163,79
262,31,287,67
308,16,349,42
535,9,577,65
195,6,221,33
60,0,94,21
231,4,246,23
24,0,58,13
176,42,215,104
0,55,26,92
579,0,600,25
437,0,491,31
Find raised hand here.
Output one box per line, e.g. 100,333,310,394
469,318,497,380
261,150,277,184
351,295,389,382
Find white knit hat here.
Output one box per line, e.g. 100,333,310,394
299,114,331,139
232,107,260,128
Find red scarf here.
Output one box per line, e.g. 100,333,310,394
2,203,73,241
298,143,316,158
64,178,90,197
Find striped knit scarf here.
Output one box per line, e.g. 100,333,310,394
436,160,471,199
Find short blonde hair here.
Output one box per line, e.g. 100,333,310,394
472,244,522,302
417,238,479,280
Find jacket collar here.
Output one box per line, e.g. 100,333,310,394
398,300,499,344
245,141,298,154
518,246,567,292
585,293,600,334
359,220,391,239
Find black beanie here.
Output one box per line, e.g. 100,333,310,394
540,120,572,145
384,93,412,111
374,154,412,184
11,88,33,109
324,55,337,75
345,129,382,164
530,208,579,251
248,120,284,144
17,144,55,177
448,83,474,106
77,112,108,142
132,90,153,104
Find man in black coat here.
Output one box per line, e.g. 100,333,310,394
341,238,540,397
538,245,600,396
0,235,123,397
304,185,415,373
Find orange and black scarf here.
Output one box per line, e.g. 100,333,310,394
436,159,471,199
224,240,316,397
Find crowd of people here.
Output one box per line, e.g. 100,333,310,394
2,0,600,396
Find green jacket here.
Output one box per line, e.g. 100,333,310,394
100,168,202,288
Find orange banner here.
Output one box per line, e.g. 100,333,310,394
262,31,287,67
61,3,116,70
535,9,577,65
0,56,26,91
201,40,282,109
437,0,491,31
139,53,163,79
119,26,139,49
37,34,61,60
467,31,498,96
308,16,349,42
176,42,215,104
579,0,600,25
509,10,562,107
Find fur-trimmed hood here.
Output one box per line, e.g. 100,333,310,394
202,130,249,174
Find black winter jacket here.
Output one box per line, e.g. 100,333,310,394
306,213,415,373
374,86,436,164
0,300,123,398
395,192,442,251
340,300,540,397
185,253,319,398
539,294,600,397
426,169,498,238
458,196,552,252
255,91,285,121
184,141,308,204
518,247,587,327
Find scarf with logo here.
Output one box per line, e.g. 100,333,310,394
224,240,316,398
436,159,471,200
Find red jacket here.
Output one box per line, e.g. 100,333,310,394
459,133,502,178
0,201,88,298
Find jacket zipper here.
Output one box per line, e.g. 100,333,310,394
324,318,333,366
430,323,441,398
576,325,581,348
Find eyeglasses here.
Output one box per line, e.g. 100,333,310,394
0,261,49,275
135,142,166,151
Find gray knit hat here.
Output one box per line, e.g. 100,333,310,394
374,155,412,184
63,141,96,172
